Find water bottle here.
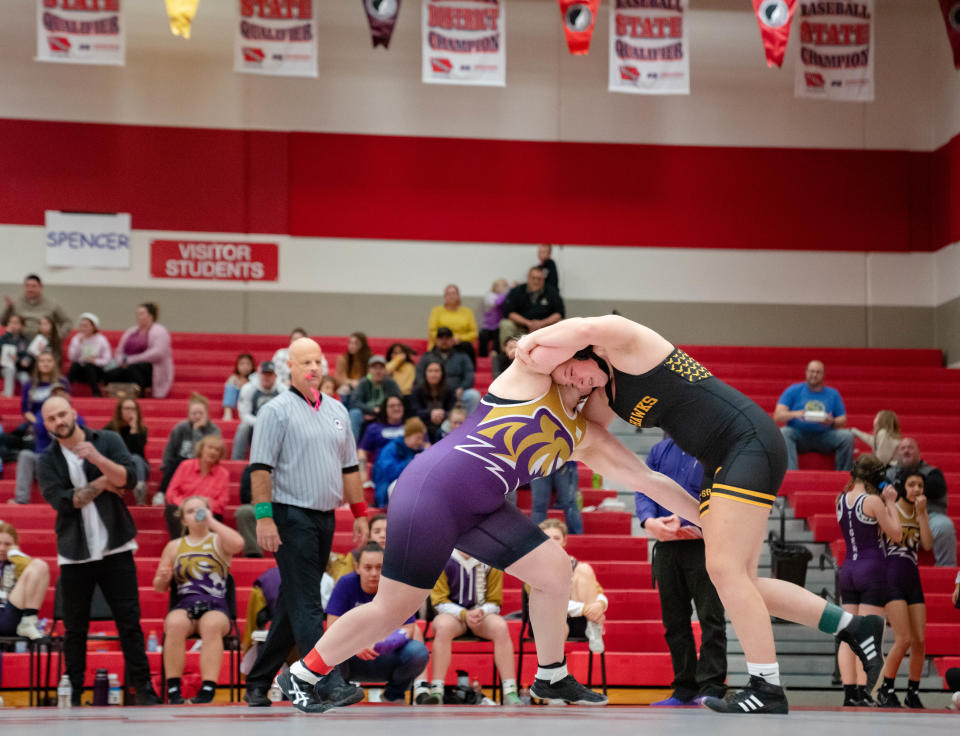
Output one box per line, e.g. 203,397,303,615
57,675,73,708
93,668,109,706
268,683,282,702
147,630,159,653
194,507,207,521
108,673,122,705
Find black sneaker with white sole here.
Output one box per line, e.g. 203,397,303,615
903,689,924,709
836,615,884,693
275,670,334,714
875,688,903,708
702,676,789,714
530,675,607,705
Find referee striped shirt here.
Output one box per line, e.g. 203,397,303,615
250,388,358,511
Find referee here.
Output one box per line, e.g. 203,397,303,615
243,338,369,706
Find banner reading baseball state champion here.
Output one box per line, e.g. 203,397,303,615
795,0,873,102
422,0,505,86
235,0,317,78
752,0,797,68
36,0,125,66
609,0,689,95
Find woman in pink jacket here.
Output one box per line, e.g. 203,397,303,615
104,302,175,398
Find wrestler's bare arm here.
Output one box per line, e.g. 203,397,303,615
571,420,701,524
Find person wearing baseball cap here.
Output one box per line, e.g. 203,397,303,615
231,360,287,461
347,355,402,442
66,311,112,396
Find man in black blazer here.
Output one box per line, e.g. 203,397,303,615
37,395,160,706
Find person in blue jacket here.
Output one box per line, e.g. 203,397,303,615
372,418,427,507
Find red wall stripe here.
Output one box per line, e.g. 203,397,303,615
0,117,955,252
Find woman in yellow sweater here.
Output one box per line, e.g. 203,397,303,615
427,284,478,366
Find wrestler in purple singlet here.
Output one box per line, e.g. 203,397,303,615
837,493,888,607
884,501,925,605
383,384,586,589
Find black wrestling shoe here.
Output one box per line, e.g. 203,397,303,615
275,670,334,714
702,676,789,714
312,667,365,707
903,690,924,709
836,615,884,693
530,675,607,705
875,688,902,708
166,685,185,705
243,686,271,707
190,685,216,704
135,682,162,706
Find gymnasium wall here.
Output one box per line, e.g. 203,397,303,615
0,1,957,358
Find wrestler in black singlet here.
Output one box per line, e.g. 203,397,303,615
604,348,787,515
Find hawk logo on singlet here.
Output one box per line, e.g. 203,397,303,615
664,350,712,383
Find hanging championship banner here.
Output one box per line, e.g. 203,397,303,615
363,0,402,48
422,0,505,86
235,0,317,77
36,0,125,66
794,0,873,101
45,211,131,270
751,0,797,68
558,0,600,55
609,0,689,95
939,0,960,70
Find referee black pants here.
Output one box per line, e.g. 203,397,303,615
652,539,728,700
246,504,336,690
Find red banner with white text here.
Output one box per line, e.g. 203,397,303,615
150,240,279,281
558,0,600,55
751,0,796,68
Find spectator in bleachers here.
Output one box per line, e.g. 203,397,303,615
272,328,328,388
372,418,426,508
36,395,160,705
774,360,854,471
104,302,174,399
852,410,901,466
153,495,245,704
327,542,430,704
26,315,62,365
156,393,221,503
0,313,31,397
538,244,559,291
876,471,933,709
409,359,456,443
164,434,230,539
231,361,286,460
430,551,521,705
105,397,151,505
439,403,467,438
1,274,71,339
348,355,402,441
241,565,280,657
538,519,607,653
358,396,406,487
66,313,111,397
323,513,388,607
427,284,478,367
21,351,69,427
384,343,417,395
12,384,83,504
886,437,956,567
835,455,901,707
492,335,519,378
415,327,480,415
497,266,564,351
478,278,510,359
334,331,371,398
636,437,727,706
0,521,50,640
221,353,255,421
319,374,339,399
529,460,582,535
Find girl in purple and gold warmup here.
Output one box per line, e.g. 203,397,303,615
153,496,245,704
275,339,699,712
835,455,902,706
876,472,934,709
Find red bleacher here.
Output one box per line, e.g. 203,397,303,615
1,335,957,692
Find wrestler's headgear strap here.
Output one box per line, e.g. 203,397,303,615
573,347,610,379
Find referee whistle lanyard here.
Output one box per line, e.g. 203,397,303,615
309,387,322,412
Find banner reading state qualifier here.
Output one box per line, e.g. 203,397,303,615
422,0,505,86
36,0,125,66
234,0,318,78
795,0,874,102
609,0,689,95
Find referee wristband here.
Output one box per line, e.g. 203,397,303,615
349,502,368,519
254,502,273,520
